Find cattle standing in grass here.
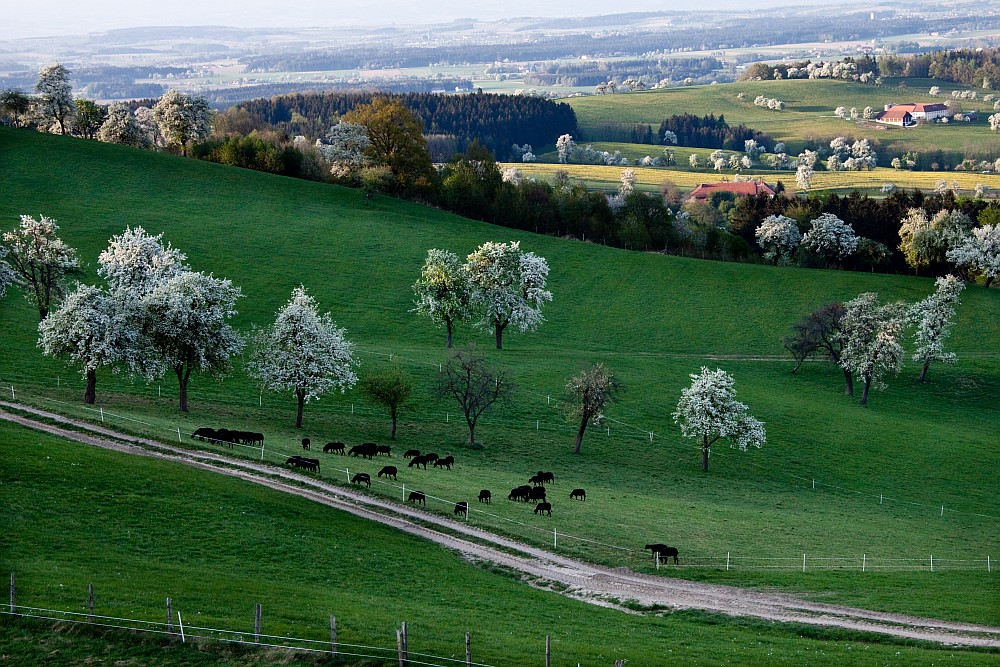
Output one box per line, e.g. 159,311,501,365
478,489,492,504
454,501,468,517
358,442,378,459
534,502,552,516
408,454,432,469
403,449,420,459
191,427,216,441
570,488,586,501
323,441,345,454
376,445,392,457
301,438,311,451
407,491,426,506
508,485,531,502
433,455,455,470
529,474,544,486
527,486,547,503
286,456,320,473
645,544,679,565
378,466,397,480
538,471,554,484
351,472,371,488
424,453,439,464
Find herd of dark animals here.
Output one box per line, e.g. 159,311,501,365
191,426,264,448
193,429,679,564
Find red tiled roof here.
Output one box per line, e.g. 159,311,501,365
912,103,948,113
877,107,913,121
688,181,776,200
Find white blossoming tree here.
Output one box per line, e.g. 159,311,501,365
35,64,75,135
909,275,964,383
801,213,859,267
152,90,212,156
316,121,371,177
248,286,356,428
97,102,146,147
98,226,187,296
465,241,552,350
619,169,637,197
755,215,801,265
990,113,1000,132
946,224,1000,287
839,292,908,406
2,214,81,320
412,249,476,348
673,367,765,472
0,245,14,298
143,271,244,413
566,363,620,455
556,134,576,164
37,284,139,404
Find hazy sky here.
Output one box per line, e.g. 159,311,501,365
4,0,796,40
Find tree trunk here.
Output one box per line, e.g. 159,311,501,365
701,437,710,472
468,425,476,447
495,323,504,350
859,379,872,406
176,365,190,413
390,406,398,440
295,389,305,428
573,419,588,455
843,368,854,396
985,276,994,289
919,359,930,383
84,369,96,405
445,319,454,348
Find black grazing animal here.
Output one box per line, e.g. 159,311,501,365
359,443,379,459
508,485,531,502
301,438,311,451
432,455,455,470
323,441,345,454
377,466,397,480
407,491,426,506
403,449,420,459
537,471,555,484
408,454,432,469
478,489,492,504
570,488,587,501
528,474,544,486
376,445,392,457
527,486,547,503
534,502,552,516
247,432,264,446
351,473,371,488
191,427,216,441
286,456,319,473
645,544,679,565
454,501,468,517
214,429,235,448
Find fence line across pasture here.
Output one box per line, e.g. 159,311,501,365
2,599,498,667
3,379,999,571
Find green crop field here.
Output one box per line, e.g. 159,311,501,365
2,128,999,660
566,78,1000,159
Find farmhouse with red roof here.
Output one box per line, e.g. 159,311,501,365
687,180,776,202
875,102,950,126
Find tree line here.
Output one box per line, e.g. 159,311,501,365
877,48,1000,88
234,91,578,159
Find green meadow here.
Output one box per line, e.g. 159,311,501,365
565,78,1000,158
1,127,999,660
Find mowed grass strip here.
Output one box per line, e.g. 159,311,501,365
1,127,998,625
3,423,999,666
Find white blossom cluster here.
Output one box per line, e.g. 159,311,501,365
947,225,1000,287
672,366,766,454
34,64,75,135
247,286,357,405
755,215,801,264
465,241,552,338
151,90,212,154
412,249,476,347
316,121,372,176
97,103,147,148
827,137,877,171
801,213,859,261
909,275,964,380
839,292,908,402
3,214,80,315
753,95,785,110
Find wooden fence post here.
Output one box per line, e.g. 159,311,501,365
545,634,551,667
87,583,94,622
330,615,337,656
166,597,173,633
396,629,405,667
401,621,408,665
466,631,471,667
9,573,14,615
254,603,262,643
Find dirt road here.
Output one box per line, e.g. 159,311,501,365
3,402,998,648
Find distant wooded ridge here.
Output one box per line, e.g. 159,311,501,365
235,92,578,159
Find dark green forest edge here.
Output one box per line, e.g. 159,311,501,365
1,125,998,664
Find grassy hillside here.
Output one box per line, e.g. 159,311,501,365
7,424,998,666
566,79,1000,159
1,128,998,633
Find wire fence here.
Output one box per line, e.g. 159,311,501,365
1,596,497,667
1,376,997,574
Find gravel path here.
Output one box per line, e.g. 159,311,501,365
3,402,998,648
